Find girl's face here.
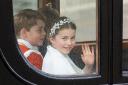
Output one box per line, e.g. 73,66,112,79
25,19,46,46
50,28,76,54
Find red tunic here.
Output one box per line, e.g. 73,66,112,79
18,39,43,70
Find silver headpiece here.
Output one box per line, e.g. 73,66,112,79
49,18,71,36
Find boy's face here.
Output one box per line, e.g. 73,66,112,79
50,28,76,54
26,19,46,46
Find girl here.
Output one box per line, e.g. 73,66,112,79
42,16,94,75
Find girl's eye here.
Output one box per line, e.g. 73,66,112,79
71,37,75,40
71,36,75,41
62,37,67,40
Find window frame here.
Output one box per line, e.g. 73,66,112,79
113,0,128,84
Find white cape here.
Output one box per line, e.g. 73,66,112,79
42,45,84,75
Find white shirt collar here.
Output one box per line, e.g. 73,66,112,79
18,39,38,51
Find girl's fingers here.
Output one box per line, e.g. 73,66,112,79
82,44,86,55
91,46,94,55
84,43,91,54
81,54,86,64
82,44,85,51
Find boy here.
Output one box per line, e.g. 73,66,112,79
14,9,46,70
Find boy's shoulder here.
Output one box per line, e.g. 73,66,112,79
19,43,43,58
19,44,29,53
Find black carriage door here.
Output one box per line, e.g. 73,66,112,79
113,0,128,84
0,0,118,85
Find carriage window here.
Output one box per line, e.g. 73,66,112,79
122,0,128,76
12,0,98,77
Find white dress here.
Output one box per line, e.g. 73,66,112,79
42,45,84,75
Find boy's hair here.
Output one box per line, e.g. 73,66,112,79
14,9,46,37
49,16,76,37
38,6,60,34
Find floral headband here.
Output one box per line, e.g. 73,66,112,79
49,18,71,37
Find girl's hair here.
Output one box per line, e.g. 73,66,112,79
38,6,60,35
48,16,76,37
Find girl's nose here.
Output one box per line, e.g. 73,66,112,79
67,40,72,45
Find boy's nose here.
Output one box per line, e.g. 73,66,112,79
42,31,46,36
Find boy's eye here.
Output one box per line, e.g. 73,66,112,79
35,29,42,34
37,30,41,32
37,28,45,33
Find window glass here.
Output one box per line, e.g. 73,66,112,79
60,0,96,42
59,0,98,76
12,0,37,15
12,0,98,77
